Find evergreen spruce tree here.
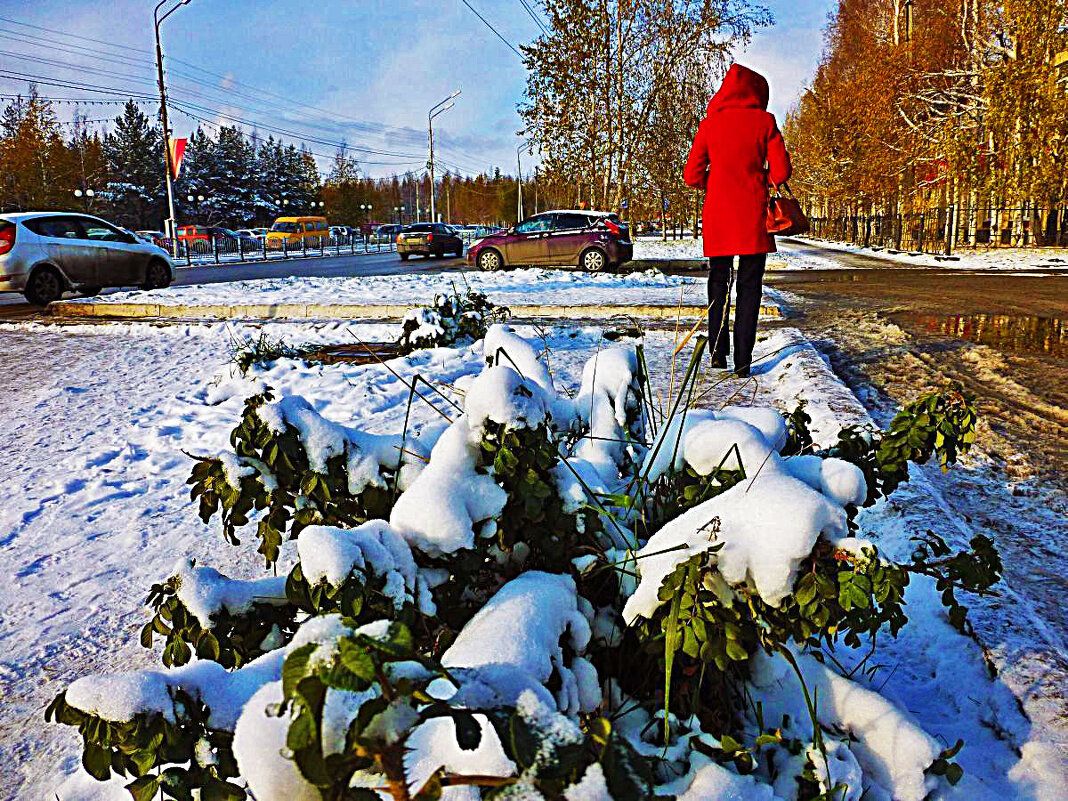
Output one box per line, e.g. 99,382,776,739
103,100,164,229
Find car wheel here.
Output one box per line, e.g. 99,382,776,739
25,266,65,306
454,247,464,258
78,285,102,297
579,247,608,272
142,259,171,290
477,249,502,271
400,253,410,261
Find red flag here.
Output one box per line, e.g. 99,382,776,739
168,138,187,180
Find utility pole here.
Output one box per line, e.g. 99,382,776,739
428,90,460,224
154,0,191,257
516,141,528,223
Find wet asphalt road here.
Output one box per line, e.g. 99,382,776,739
0,248,467,321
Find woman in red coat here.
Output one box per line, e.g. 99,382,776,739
684,63,792,377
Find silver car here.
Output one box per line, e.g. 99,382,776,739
0,211,174,305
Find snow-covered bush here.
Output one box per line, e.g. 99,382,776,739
142,558,296,669
397,289,509,355
49,327,1003,801
188,389,420,565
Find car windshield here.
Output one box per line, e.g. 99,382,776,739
271,222,299,233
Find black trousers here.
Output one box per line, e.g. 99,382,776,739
707,253,766,371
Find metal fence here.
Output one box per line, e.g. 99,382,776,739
158,227,487,267
805,204,1068,255
158,234,396,267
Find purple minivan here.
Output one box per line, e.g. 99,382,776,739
467,210,633,272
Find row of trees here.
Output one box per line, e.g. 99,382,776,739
0,90,534,231
520,0,772,227
783,0,1068,244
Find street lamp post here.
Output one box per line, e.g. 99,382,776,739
154,0,192,258
186,193,204,223
73,188,95,212
428,90,460,224
516,141,530,224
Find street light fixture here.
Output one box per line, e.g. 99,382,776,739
428,89,460,223
154,0,194,257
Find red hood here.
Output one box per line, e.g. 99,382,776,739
706,63,770,114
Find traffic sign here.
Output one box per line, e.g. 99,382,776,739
621,200,628,210
662,198,669,210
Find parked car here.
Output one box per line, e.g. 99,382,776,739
230,229,261,250
329,225,356,240
135,230,166,247
266,216,329,249
237,228,268,243
175,225,244,253
0,211,173,305
396,223,464,260
372,224,403,244
467,210,632,271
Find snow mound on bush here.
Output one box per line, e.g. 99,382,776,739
442,571,598,717
297,521,429,612
624,417,865,620
233,681,319,801
256,394,413,493
750,648,941,801
65,648,285,730
170,557,287,627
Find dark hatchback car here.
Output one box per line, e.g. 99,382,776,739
396,223,464,260
467,211,632,272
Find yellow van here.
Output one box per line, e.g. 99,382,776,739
266,216,329,249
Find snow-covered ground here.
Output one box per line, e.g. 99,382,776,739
56,267,780,311
632,236,840,270
633,235,1068,272
0,317,1064,798
798,237,1068,271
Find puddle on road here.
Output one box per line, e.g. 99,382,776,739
892,311,1066,358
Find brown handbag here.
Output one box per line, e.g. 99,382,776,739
766,183,810,236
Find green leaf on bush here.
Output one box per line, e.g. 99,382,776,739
126,774,161,801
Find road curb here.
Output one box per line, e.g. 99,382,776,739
50,300,781,322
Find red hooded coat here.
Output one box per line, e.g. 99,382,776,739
684,64,792,258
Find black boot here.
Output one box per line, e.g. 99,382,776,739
711,356,728,369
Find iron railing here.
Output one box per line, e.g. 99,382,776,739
158,227,488,267
803,204,1067,255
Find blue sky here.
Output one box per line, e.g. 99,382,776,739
0,0,833,177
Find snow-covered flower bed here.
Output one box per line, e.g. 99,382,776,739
41,317,1023,801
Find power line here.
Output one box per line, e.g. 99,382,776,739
458,0,523,58
0,17,431,147
0,14,153,56
517,0,551,36
0,71,431,161
0,14,506,176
